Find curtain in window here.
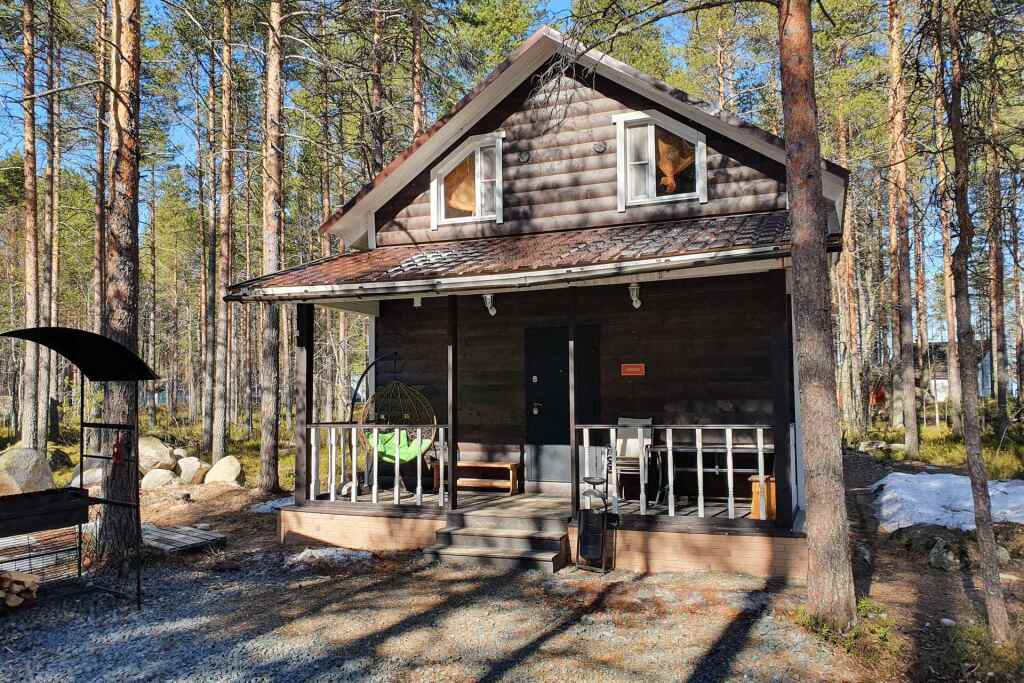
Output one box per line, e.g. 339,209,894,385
654,128,696,197
444,152,476,218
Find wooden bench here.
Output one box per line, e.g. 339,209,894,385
433,461,523,496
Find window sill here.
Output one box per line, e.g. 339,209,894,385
435,214,498,228
625,192,702,209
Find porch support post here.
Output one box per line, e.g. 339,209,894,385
446,295,459,511
294,303,315,506
568,289,579,519
770,271,795,527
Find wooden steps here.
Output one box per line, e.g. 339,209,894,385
141,524,226,554
425,507,570,573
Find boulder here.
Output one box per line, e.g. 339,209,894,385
928,538,961,571
172,447,189,459
0,446,55,493
997,545,1012,565
138,436,178,474
48,448,74,471
141,468,178,490
857,440,887,452
204,456,244,485
177,457,211,485
68,467,104,489
0,470,19,497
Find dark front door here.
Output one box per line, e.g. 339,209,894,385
525,325,600,482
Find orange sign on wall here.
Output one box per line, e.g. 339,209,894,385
620,363,646,377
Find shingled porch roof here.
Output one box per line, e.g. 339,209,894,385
226,211,800,303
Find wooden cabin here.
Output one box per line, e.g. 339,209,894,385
226,27,848,579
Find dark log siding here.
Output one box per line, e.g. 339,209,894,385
375,67,787,246
374,271,792,499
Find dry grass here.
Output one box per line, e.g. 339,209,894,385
790,598,907,680
859,423,1024,480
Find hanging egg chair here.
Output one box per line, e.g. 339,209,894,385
358,381,437,464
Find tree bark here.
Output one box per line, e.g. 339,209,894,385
98,0,142,568
20,0,39,451
48,44,61,440
888,0,918,454
258,0,284,493
987,90,1007,430
369,4,386,174
37,0,56,450
202,50,217,457
212,1,233,462
941,1,1011,643
411,2,424,138
933,24,963,433
778,0,857,630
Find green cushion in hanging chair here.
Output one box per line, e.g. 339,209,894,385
377,430,431,464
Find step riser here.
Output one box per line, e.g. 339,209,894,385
446,514,569,533
437,532,566,553
426,549,568,574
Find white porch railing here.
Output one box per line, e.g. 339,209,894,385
306,423,449,507
573,424,774,519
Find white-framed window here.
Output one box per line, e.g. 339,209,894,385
429,131,504,230
613,110,707,212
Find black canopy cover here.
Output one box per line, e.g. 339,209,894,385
2,326,158,382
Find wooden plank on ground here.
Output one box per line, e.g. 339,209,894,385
141,524,226,554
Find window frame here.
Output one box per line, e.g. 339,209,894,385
429,131,505,230
613,110,708,212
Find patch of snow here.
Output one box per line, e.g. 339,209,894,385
249,496,294,513
873,472,1024,532
285,547,374,572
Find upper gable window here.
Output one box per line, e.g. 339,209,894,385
431,132,504,229
614,111,707,211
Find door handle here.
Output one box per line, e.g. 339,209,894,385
531,402,543,415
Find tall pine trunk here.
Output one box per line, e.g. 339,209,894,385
888,0,918,454
987,87,1007,430
258,0,283,492
37,0,56,450
20,0,39,451
212,2,233,462
410,3,424,138
941,2,1011,643
202,52,217,456
98,0,142,568
778,0,856,630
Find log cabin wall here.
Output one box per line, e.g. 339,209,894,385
374,65,787,246
374,270,792,497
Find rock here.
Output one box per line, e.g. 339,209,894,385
177,457,211,485
940,617,957,627
0,470,19,496
138,436,178,473
887,442,907,452
857,440,887,452
997,545,1012,565
68,467,104,489
0,446,55,493
888,524,964,555
48,448,74,470
172,447,189,459
204,456,244,485
141,468,178,490
929,538,960,571
194,523,211,530
285,547,373,573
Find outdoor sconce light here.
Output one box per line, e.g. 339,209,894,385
629,282,642,309
483,294,497,316
413,295,423,308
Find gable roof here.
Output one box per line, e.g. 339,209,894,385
324,26,848,247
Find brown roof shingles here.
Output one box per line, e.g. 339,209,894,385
227,211,791,301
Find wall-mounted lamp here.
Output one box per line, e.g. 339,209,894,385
413,295,423,308
629,282,642,310
483,294,497,316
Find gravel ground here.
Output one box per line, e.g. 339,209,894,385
2,542,855,682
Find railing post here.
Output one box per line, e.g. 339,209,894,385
416,427,423,506
568,289,579,520
309,427,319,501
610,427,618,514
756,428,766,520
726,427,735,519
393,427,400,505
666,428,674,517
350,426,358,503
696,428,704,518
372,427,379,504
328,427,337,502
437,427,445,508
638,426,646,516
446,296,459,511
582,427,590,510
